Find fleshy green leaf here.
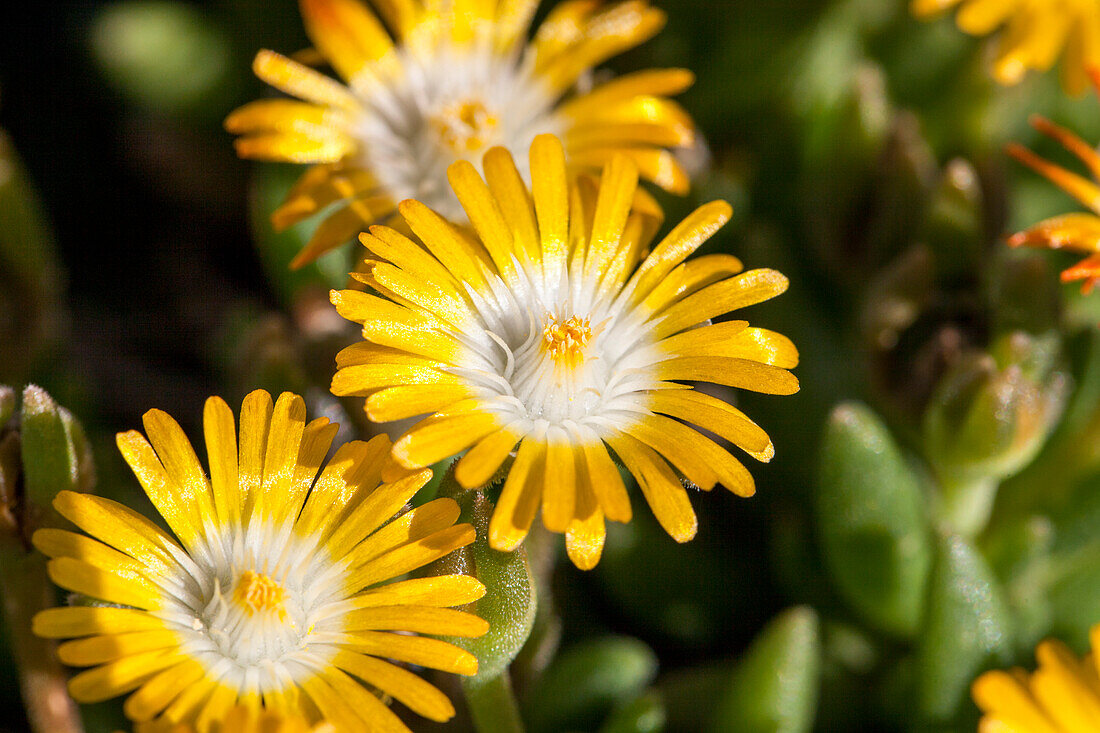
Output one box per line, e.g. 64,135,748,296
916,533,1011,724
709,606,821,733
817,402,932,636
525,636,659,733
599,691,666,733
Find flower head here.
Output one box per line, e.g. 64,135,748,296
330,134,799,570
972,624,1100,731
226,0,695,267
33,390,487,732
1005,100,1100,294
911,0,1100,95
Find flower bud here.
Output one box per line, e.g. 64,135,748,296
924,331,1067,483
432,488,536,682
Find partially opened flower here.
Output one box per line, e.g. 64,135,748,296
972,624,1100,731
226,0,695,268
33,390,487,733
1006,102,1100,294
911,0,1100,95
330,134,799,570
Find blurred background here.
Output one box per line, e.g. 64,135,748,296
5,0,1100,730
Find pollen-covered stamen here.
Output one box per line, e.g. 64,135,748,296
234,570,287,620
543,314,593,368
432,99,499,153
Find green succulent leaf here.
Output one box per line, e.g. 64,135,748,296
598,691,666,733
916,533,1012,724
709,606,821,733
817,402,932,636
525,636,659,733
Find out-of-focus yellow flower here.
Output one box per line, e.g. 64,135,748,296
34,390,487,733
911,0,1100,95
972,624,1100,731
1006,91,1100,294
227,0,696,268
138,705,335,733
330,134,798,570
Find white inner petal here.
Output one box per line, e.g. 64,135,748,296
153,522,348,692
352,44,564,220
455,263,663,435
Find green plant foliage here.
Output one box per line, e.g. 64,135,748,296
709,606,822,733
916,534,1012,724
524,636,658,733
817,402,932,636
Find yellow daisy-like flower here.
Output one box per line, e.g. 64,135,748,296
972,624,1100,731
1005,102,1100,294
142,705,335,733
911,0,1100,95
330,134,799,570
33,389,488,733
226,0,695,268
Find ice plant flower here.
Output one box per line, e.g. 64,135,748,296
910,0,1100,95
32,389,488,733
1006,102,1100,294
330,134,799,570
226,0,695,268
972,624,1100,731
141,706,335,733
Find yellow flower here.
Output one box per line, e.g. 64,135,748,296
139,705,335,733
330,134,799,570
1006,103,1100,293
33,390,488,733
226,0,695,268
972,624,1100,731
911,0,1100,95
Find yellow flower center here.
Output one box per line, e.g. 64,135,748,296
234,570,287,619
432,100,499,153
543,314,592,367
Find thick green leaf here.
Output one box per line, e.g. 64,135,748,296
817,402,932,636
916,533,1011,724
709,606,821,733
599,691,666,733
525,636,659,733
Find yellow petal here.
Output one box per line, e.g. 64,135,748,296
489,436,545,551
605,433,697,543
652,268,789,338
393,410,501,468
299,0,394,82
334,650,456,722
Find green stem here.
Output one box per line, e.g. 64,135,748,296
0,544,83,733
462,672,526,733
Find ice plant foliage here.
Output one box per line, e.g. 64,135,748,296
911,0,1100,95
972,624,1100,731
330,134,799,570
1006,91,1100,294
226,0,695,267
32,390,488,733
